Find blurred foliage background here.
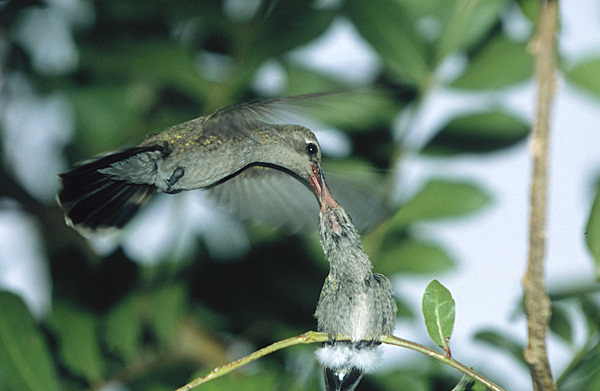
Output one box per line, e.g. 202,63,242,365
1,0,600,390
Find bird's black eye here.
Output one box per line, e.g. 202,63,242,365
306,142,318,156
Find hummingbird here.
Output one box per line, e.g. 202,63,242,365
58,92,344,234
314,174,397,391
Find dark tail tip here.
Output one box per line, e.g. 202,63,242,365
58,148,158,233
323,367,365,391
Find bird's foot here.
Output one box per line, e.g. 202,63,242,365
327,332,336,345
355,340,380,349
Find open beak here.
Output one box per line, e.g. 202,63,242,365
309,165,338,212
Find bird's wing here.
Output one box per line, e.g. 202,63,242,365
204,164,392,233
325,173,392,233
202,91,346,137
373,273,397,335
203,165,320,233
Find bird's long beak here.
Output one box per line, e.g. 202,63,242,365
310,165,338,212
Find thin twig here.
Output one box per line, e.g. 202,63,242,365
381,335,504,391
174,332,504,391
522,1,559,390
174,331,328,391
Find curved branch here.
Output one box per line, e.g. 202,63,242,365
381,335,504,391
175,332,504,391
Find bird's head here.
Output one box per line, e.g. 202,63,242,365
269,124,337,211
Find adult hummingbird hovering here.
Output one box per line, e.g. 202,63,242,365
58,92,346,234
313,175,397,391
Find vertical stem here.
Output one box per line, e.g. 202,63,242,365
522,1,559,390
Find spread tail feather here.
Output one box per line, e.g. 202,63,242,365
58,147,159,233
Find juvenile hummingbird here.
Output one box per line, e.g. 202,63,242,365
314,175,397,391
58,93,339,234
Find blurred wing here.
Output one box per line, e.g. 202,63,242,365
204,165,392,233
202,90,348,137
204,166,320,233
326,173,392,233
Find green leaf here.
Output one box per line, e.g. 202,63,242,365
585,185,600,279
68,85,147,156
346,0,430,86
436,0,510,60
422,280,455,354
549,304,573,344
516,0,541,22
252,0,336,61
47,302,104,383
451,34,533,90
79,39,210,102
0,292,59,391
374,238,455,275
105,294,143,361
565,57,600,100
99,1,212,25
390,179,491,228
150,284,187,346
557,337,600,390
580,297,600,333
474,329,526,366
424,111,530,155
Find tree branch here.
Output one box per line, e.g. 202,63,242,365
522,1,559,390
174,332,504,391
174,331,327,391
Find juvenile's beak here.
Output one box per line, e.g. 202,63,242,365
309,165,337,212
